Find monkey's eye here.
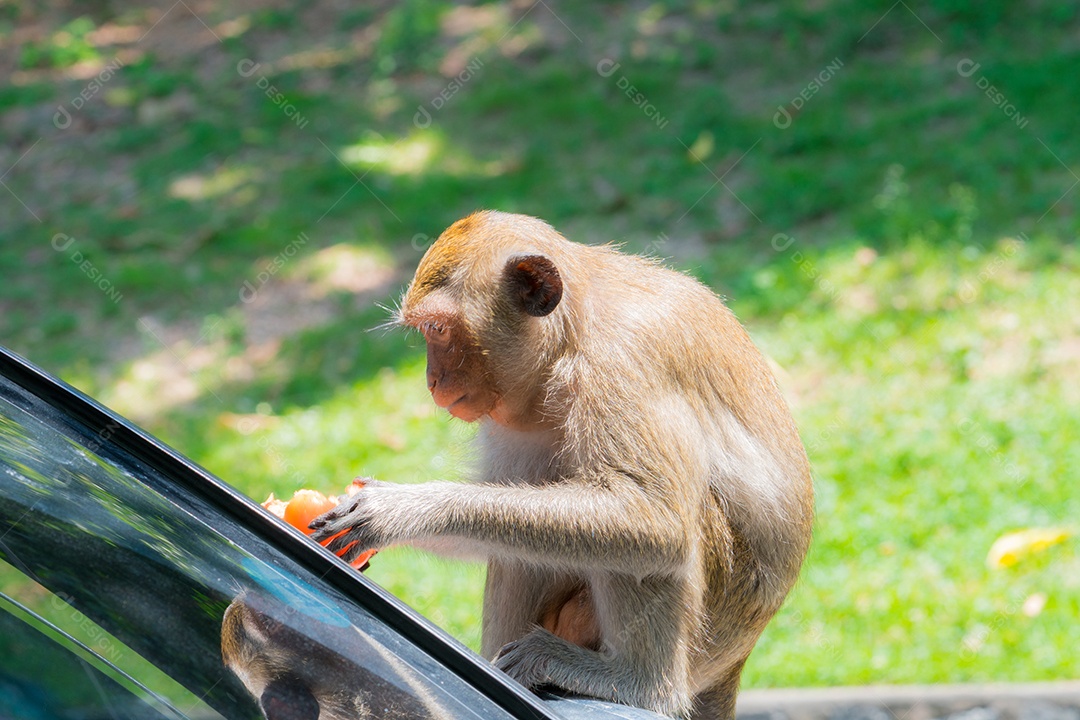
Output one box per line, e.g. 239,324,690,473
422,322,450,344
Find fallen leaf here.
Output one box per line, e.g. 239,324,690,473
987,528,1073,569
686,131,714,163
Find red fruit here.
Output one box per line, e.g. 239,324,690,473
262,484,377,570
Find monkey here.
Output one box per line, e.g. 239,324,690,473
222,591,455,720
539,583,601,652
310,211,814,719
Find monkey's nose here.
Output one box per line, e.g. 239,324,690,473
427,370,438,392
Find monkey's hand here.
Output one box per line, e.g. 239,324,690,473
309,479,394,563
492,629,563,690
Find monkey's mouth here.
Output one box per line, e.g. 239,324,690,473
445,394,488,423
430,389,465,410
446,394,469,412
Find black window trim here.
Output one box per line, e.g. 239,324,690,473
0,344,555,720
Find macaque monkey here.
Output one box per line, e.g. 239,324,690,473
311,211,814,719
222,592,454,720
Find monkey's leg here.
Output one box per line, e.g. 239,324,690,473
540,583,600,651
687,662,744,720
482,562,591,656
495,573,694,718
481,560,550,658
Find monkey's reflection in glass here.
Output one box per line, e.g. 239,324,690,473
223,590,457,720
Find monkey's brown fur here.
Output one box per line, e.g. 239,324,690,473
312,211,814,719
222,593,454,719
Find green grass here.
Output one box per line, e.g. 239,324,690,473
2,0,1079,687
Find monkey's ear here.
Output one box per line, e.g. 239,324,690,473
505,255,563,317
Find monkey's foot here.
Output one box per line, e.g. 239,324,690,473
493,628,574,690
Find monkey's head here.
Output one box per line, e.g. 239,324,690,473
222,593,452,720
400,211,571,428
222,595,325,720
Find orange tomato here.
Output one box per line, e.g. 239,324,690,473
282,489,335,536
262,483,377,570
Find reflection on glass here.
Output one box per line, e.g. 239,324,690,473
0,591,189,720
0,375,514,720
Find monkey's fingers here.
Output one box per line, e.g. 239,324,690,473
321,520,378,557
308,516,351,543
308,497,362,536
308,509,342,531
307,515,333,536
326,533,378,565
321,529,376,564
492,640,520,666
493,639,544,689
322,528,360,554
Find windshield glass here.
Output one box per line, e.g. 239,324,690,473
0,370,518,720
0,588,195,719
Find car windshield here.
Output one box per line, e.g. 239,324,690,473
0,349,545,720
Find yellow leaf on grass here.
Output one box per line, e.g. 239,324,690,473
686,131,714,163
987,528,1073,569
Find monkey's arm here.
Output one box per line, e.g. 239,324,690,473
309,479,690,576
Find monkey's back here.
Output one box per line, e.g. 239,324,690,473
553,247,813,706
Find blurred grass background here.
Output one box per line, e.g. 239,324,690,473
1,0,1078,687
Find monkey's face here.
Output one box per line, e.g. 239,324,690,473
403,285,562,427
415,301,499,423
400,213,566,428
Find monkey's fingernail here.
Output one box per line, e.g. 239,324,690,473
313,511,341,526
